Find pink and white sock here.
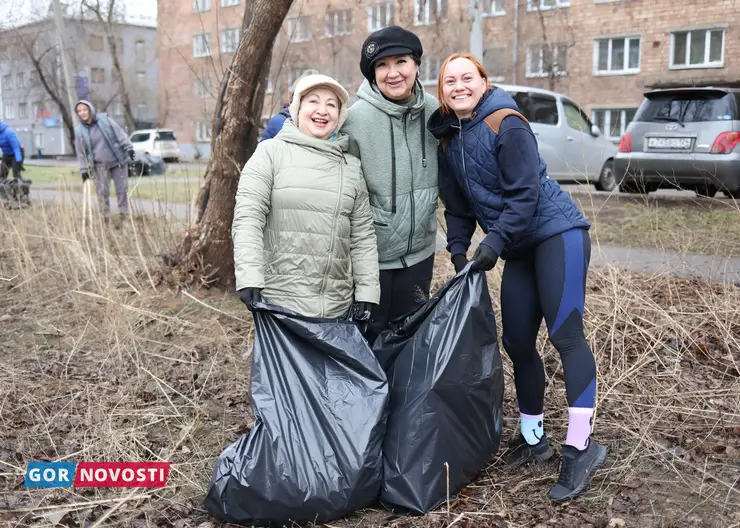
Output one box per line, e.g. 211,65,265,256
565,407,594,450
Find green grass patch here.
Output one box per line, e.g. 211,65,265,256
23,165,80,185
128,176,202,204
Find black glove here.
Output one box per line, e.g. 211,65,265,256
128,149,135,161
451,254,468,273
349,301,375,334
471,243,499,271
81,171,89,182
237,287,262,309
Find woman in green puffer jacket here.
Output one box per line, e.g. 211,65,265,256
341,26,440,343
232,74,380,322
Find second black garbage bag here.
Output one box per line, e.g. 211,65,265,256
373,266,505,514
204,302,389,527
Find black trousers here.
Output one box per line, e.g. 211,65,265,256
1,155,21,180
366,254,435,344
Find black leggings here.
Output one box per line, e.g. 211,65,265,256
501,228,596,414
366,254,435,343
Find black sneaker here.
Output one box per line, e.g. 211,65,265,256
548,440,608,502
504,434,554,466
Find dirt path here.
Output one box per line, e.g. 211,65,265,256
29,187,740,284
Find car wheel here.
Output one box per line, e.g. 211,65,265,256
695,184,717,198
594,161,616,192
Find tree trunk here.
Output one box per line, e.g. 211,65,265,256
167,0,293,288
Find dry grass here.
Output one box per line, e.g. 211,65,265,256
0,201,738,528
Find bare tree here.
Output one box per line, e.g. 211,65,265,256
167,0,294,287
79,0,136,131
530,3,576,91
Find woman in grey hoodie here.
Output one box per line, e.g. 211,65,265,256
341,26,440,343
74,100,134,227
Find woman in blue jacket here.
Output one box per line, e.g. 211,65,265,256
428,53,607,502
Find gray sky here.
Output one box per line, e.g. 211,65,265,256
0,0,157,28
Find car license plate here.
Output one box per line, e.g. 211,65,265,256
647,137,692,149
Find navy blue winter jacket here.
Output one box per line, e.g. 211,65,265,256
427,88,589,260
0,121,22,162
259,104,291,142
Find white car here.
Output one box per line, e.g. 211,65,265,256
129,129,181,163
495,84,619,191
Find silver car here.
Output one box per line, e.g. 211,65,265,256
496,83,619,191
614,87,740,198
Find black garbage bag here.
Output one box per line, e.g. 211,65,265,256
373,265,504,514
129,153,166,177
204,301,389,527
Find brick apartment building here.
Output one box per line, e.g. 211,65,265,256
157,0,740,160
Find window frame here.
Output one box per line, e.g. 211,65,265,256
483,46,507,82
193,32,212,58
525,43,568,78
413,0,448,26
220,27,240,53
325,9,353,37
669,28,725,69
527,0,570,11
220,0,239,7
419,56,443,85
287,16,312,43
367,2,393,32
482,0,505,17
193,0,210,13
134,40,146,63
196,121,212,143
593,36,641,75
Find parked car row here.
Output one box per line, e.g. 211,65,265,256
126,87,739,197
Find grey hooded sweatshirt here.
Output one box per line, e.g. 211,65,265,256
341,79,440,270
74,100,132,172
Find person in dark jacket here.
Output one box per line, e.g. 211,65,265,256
428,53,607,503
0,121,25,181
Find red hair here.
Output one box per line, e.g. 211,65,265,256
436,53,490,115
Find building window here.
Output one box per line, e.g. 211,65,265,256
414,0,448,26
483,47,506,81
266,78,274,94
137,71,146,85
670,28,724,69
193,0,210,12
16,72,26,89
89,34,104,52
221,0,239,6
419,56,443,85
2,75,11,90
195,76,213,98
591,108,637,141
325,10,352,37
135,40,146,63
221,28,240,53
287,16,311,43
91,67,105,84
193,33,212,57
527,0,570,10
18,103,28,119
34,132,44,149
367,2,393,31
32,101,41,119
196,121,212,142
526,43,568,77
111,101,122,116
482,0,505,16
594,37,640,75
3,103,14,120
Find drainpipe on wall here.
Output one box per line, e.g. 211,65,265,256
513,0,519,84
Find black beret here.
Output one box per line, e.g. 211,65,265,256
360,25,423,83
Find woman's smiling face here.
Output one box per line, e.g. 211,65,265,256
373,54,418,101
297,87,340,140
441,57,489,119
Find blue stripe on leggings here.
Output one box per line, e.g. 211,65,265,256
573,377,596,408
549,229,585,337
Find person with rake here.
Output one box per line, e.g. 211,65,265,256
427,53,608,502
73,100,135,228
232,73,380,324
